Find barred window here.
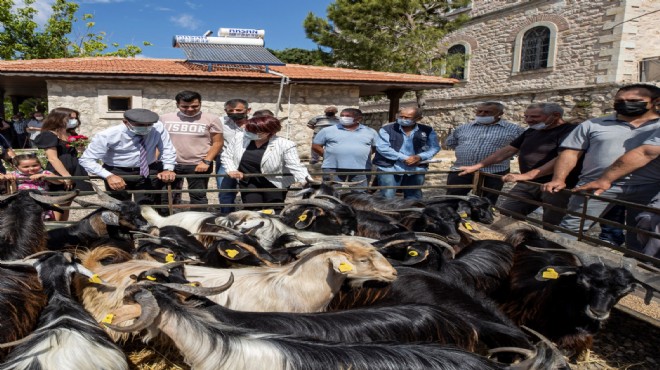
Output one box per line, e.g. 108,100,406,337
447,44,466,80
520,26,550,71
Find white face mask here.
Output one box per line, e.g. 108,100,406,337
529,123,546,130
34,116,44,121
339,117,355,126
127,122,153,136
245,131,268,141
474,116,496,124
67,119,79,129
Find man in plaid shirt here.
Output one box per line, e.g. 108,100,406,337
444,102,524,204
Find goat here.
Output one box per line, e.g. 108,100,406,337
499,228,658,357
0,263,47,361
140,205,220,246
0,191,79,260
47,184,152,251
106,279,558,370
424,195,496,224
0,251,128,370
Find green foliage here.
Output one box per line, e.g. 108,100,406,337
304,0,470,75
268,47,335,66
0,0,149,60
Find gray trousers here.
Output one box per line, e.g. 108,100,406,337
499,182,571,227
557,182,660,251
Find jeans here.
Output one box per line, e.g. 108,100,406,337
322,168,369,191
499,182,571,228
377,172,425,200
172,164,213,206
446,169,509,205
598,205,626,247
215,161,238,214
557,182,660,251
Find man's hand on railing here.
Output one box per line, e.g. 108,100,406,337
502,173,531,183
227,171,244,180
573,179,612,196
106,174,126,190
541,180,566,193
457,164,482,176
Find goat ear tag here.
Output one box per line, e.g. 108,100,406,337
338,262,353,272
260,209,275,215
541,268,559,280
146,275,157,281
165,254,175,263
89,274,103,284
225,249,240,258
408,250,419,257
295,211,314,229
459,212,468,219
298,213,307,222
101,314,114,324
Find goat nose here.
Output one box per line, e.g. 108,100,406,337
588,307,609,320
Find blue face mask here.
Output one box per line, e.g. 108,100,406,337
127,122,153,136
397,118,415,127
67,119,79,129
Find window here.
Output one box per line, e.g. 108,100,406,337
107,97,132,111
520,26,550,71
447,44,467,80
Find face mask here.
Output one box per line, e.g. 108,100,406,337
180,111,202,118
397,118,415,127
245,131,268,141
67,119,79,129
339,117,355,126
474,116,496,124
529,123,546,130
34,116,43,121
228,113,247,122
614,101,650,117
127,123,153,136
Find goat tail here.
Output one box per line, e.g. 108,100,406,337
504,228,543,249
140,205,165,226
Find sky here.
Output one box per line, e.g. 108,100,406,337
31,0,335,59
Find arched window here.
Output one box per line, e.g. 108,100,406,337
520,26,550,71
446,44,466,80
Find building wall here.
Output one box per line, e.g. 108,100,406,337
46,79,360,160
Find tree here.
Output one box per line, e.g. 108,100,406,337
304,0,470,103
0,0,150,60
268,47,335,66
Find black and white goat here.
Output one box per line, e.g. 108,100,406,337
0,251,127,370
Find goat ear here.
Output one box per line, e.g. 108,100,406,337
216,244,249,261
101,211,120,226
294,209,316,229
535,265,579,281
329,255,355,274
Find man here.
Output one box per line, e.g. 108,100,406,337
215,98,250,214
26,111,45,147
79,108,177,208
458,103,578,226
445,102,525,204
10,113,28,148
312,108,376,186
307,106,340,164
373,107,441,199
542,84,660,250
160,91,223,209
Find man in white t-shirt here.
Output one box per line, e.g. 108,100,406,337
160,91,223,208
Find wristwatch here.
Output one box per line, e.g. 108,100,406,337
201,159,213,165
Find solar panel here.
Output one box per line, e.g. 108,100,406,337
178,42,284,66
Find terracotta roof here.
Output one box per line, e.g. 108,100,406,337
0,57,456,85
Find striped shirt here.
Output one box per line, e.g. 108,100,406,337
445,119,525,173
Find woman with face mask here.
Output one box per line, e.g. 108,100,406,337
222,115,310,209
32,107,93,220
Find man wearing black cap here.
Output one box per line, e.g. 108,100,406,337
79,108,177,206
307,106,339,165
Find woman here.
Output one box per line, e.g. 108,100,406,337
33,107,92,220
222,115,309,209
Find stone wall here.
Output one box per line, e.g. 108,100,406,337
46,79,360,160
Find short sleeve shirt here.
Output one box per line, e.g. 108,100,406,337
313,124,377,170
161,112,223,165
560,115,660,185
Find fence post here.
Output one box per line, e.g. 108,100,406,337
472,172,483,196
166,183,174,215
578,193,590,241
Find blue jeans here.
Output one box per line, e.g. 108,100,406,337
322,168,369,191
215,162,238,214
377,172,425,200
557,182,660,251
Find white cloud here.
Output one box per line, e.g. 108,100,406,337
79,0,129,3
185,1,200,10
170,13,201,31
31,0,55,26
155,7,173,12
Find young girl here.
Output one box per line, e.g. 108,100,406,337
6,153,63,220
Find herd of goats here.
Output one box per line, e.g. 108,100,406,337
0,181,658,369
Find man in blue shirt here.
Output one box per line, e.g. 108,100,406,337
312,108,377,188
373,107,441,199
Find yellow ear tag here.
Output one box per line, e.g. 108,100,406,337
89,274,102,284
225,249,240,258
187,282,200,287
492,207,497,213
459,212,468,219
338,262,353,272
165,254,175,263
408,250,419,257
298,213,308,222
260,209,275,215
101,314,114,324
464,222,474,231
542,268,559,280
146,275,157,281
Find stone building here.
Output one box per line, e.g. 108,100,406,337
0,57,453,159
362,0,660,140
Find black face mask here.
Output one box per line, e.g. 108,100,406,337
614,101,650,117
228,113,247,122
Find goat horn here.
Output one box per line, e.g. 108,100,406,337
414,236,456,259
524,245,601,266
372,208,400,216
378,239,417,249
291,188,314,197
0,192,19,202
161,273,234,296
326,179,365,186
74,198,121,212
194,231,239,241
0,334,37,348
89,181,124,205
313,194,345,204
487,347,536,359
22,250,57,261
29,189,79,205
282,199,337,215
208,223,245,237
427,195,474,201
104,289,160,333
621,258,660,304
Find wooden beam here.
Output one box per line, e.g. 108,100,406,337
386,89,406,122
